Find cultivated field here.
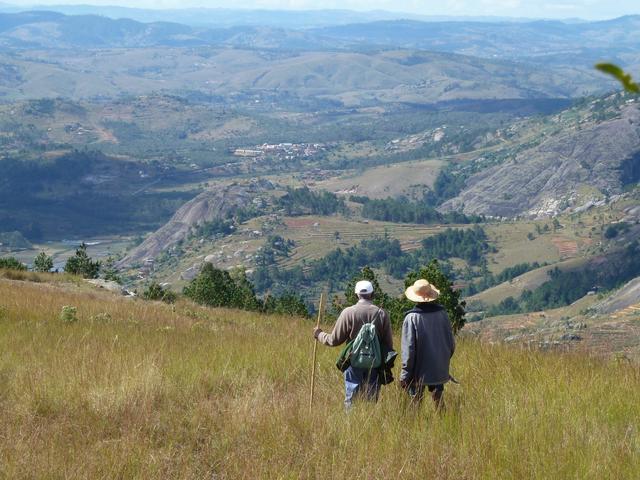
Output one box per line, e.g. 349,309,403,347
1,274,639,478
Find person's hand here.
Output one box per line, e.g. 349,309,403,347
313,327,322,339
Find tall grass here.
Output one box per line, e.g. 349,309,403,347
0,277,639,479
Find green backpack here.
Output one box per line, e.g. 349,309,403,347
350,311,382,370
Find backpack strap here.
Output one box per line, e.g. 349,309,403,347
369,307,383,328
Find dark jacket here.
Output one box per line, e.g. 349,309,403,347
400,303,455,386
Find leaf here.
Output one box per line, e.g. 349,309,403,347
595,63,640,93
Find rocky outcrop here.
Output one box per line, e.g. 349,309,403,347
594,277,640,315
440,105,640,218
118,180,273,268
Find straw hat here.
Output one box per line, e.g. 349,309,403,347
405,279,440,303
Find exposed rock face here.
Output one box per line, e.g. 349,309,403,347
440,105,640,218
118,180,272,268
595,277,640,315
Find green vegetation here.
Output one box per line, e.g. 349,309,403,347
334,261,467,331
255,227,489,299
184,263,308,317
142,282,177,304
192,218,236,238
596,63,640,93
0,151,197,240
255,235,295,266
0,257,27,271
1,277,639,478
101,257,122,283
604,222,629,239
64,243,101,279
277,187,346,216
484,241,640,315
421,226,491,266
352,195,482,225
463,262,542,296
33,252,54,273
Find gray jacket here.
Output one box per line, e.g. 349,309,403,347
400,303,455,386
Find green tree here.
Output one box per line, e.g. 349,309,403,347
333,262,466,332
64,243,101,279
33,252,54,272
183,263,237,308
402,259,467,333
264,292,309,317
229,268,262,311
102,256,121,283
142,282,177,304
342,266,391,309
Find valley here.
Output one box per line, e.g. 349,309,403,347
2,6,640,478
1,9,640,360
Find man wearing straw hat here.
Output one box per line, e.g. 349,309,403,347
314,280,394,409
400,279,455,411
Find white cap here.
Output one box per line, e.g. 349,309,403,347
354,280,374,295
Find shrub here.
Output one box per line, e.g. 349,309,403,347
60,306,78,323
0,257,27,271
64,243,100,279
142,282,177,304
33,252,54,273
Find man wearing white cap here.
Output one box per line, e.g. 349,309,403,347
400,279,455,411
314,280,394,408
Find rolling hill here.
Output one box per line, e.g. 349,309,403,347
0,45,609,104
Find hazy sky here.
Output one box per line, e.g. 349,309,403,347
9,1,640,20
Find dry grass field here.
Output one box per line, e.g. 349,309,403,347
1,272,639,479
314,159,444,199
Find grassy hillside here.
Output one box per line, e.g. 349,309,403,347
0,46,608,104
1,274,639,478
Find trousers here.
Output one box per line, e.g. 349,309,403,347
344,365,380,409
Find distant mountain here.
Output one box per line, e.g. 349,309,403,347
313,16,640,63
0,5,541,28
0,10,639,68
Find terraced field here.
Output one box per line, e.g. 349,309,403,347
278,215,455,266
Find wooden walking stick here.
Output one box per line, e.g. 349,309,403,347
309,292,325,412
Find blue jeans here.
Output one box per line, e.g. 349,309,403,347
344,366,380,409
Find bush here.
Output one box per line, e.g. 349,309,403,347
185,264,309,317
263,293,309,317
60,306,78,323
101,257,121,284
64,243,100,279
142,282,177,304
33,252,54,273
0,257,27,271
184,264,253,310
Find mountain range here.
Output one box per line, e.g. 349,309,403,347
0,4,550,28
0,10,638,68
